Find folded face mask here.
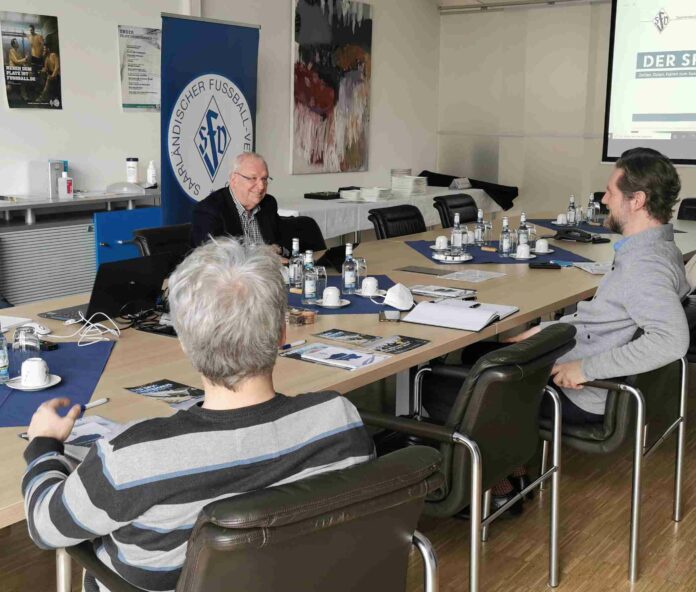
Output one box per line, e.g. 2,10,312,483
371,283,414,311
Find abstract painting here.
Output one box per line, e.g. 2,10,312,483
291,0,372,174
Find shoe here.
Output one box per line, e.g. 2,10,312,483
455,490,523,520
509,474,535,501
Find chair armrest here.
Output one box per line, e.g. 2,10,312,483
429,364,471,381
67,543,142,592
360,410,457,444
584,379,629,391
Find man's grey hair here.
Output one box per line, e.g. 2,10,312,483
230,152,267,176
168,237,286,390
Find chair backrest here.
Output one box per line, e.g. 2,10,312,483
367,205,427,240
133,224,193,265
678,198,696,221
176,446,443,592
685,294,696,362
278,215,327,253
592,192,609,214
426,324,576,516
432,194,478,228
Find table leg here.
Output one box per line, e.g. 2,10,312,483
395,369,412,416
56,548,71,592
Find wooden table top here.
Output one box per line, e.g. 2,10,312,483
1,214,694,528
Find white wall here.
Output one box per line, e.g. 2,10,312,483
0,0,441,202
437,2,696,214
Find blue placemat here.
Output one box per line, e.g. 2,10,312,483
288,274,397,315
0,341,115,428
405,240,593,264
528,219,616,235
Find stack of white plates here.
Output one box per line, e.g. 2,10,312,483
390,168,411,178
391,175,427,196
360,187,391,202
340,189,362,200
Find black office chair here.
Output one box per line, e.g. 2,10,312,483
66,446,443,592
433,194,478,228
132,224,193,265
367,205,426,240
593,191,609,214
677,198,696,221
539,354,688,582
685,294,696,363
362,324,577,591
278,215,327,253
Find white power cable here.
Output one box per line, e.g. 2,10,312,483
49,312,121,347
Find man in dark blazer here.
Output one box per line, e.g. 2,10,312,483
191,152,283,250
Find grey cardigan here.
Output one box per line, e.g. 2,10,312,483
545,224,689,414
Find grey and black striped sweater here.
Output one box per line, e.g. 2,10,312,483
22,392,374,591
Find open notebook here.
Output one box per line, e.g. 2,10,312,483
403,299,519,332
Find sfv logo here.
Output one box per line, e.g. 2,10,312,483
196,96,230,181
654,9,669,32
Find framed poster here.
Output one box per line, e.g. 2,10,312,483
0,11,62,109
118,25,161,111
291,0,372,174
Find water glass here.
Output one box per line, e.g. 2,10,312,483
315,266,327,302
483,222,493,246
354,258,367,285
11,326,41,378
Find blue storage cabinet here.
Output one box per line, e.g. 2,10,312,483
94,207,162,266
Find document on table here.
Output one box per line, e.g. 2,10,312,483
403,299,518,332
63,415,122,462
441,270,506,283
572,262,612,275
293,343,390,371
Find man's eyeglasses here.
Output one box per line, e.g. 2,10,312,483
235,172,273,185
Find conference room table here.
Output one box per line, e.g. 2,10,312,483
1,213,695,588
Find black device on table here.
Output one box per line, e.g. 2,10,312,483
529,261,562,270
316,243,361,273
39,254,177,323
554,228,611,244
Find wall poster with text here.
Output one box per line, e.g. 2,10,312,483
118,25,161,111
0,11,62,109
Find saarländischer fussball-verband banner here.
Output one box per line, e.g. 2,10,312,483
161,15,259,225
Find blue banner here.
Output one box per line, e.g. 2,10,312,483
161,16,259,225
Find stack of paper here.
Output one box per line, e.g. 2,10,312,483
340,189,362,201
403,299,518,332
391,175,427,196
298,343,390,370
360,187,391,202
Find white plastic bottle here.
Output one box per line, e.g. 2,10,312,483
126,157,139,184
57,171,73,199
146,161,157,188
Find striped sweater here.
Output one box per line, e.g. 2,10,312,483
22,392,374,591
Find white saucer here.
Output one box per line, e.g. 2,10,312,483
315,299,351,309
432,253,473,264
5,374,62,392
354,289,387,298
509,253,537,260
551,221,577,227
429,244,449,252
531,248,554,254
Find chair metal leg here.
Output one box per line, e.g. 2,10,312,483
673,357,688,522
56,548,71,592
481,490,491,542
453,432,482,592
413,367,432,419
413,530,438,592
540,439,550,492
626,385,646,583
545,386,562,587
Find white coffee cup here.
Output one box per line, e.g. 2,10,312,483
322,286,341,306
516,244,531,259
21,358,50,388
556,213,568,225
435,235,448,250
535,238,549,253
361,276,379,296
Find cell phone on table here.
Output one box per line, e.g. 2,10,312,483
378,310,401,322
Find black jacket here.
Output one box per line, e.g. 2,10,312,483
190,186,282,248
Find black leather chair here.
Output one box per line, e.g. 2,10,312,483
678,198,696,221
685,293,696,363
278,215,327,253
592,191,609,214
433,194,478,228
66,446,443,592
367,205,427,240
362,324,577,591
132,224,192,265
539,355,688,582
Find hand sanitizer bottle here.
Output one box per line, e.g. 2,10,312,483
57,171,73,199
341,243,357,294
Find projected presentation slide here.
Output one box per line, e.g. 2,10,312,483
604,0,696,163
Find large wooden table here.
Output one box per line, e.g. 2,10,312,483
1,215,695,530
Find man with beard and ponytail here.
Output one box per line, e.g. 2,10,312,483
507,147,689,424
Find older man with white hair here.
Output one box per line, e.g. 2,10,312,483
191,152,283,249
21,239,374,592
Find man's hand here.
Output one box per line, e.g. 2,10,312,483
504,325,542,343
551,360,588,390
27,398,81,442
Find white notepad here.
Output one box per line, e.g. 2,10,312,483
0,316,31,333
403,299,519,332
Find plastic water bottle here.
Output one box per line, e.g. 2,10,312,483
567,194,577,226
0,332,9,384
342,243,357,294
474,209,486,246
288,238,303,290
302,251,318,304
517,212,529,245
450,213,464,256
499,217,512,256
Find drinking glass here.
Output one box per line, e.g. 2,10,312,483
483,222,493,246
315,266,327,302
354,258,367,285
11,326,41,378
527,224,538,249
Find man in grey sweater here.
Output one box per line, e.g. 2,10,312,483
510,147,689,423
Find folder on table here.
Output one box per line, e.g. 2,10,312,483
403,299,518,332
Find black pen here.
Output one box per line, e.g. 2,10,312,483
470,303,481,308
